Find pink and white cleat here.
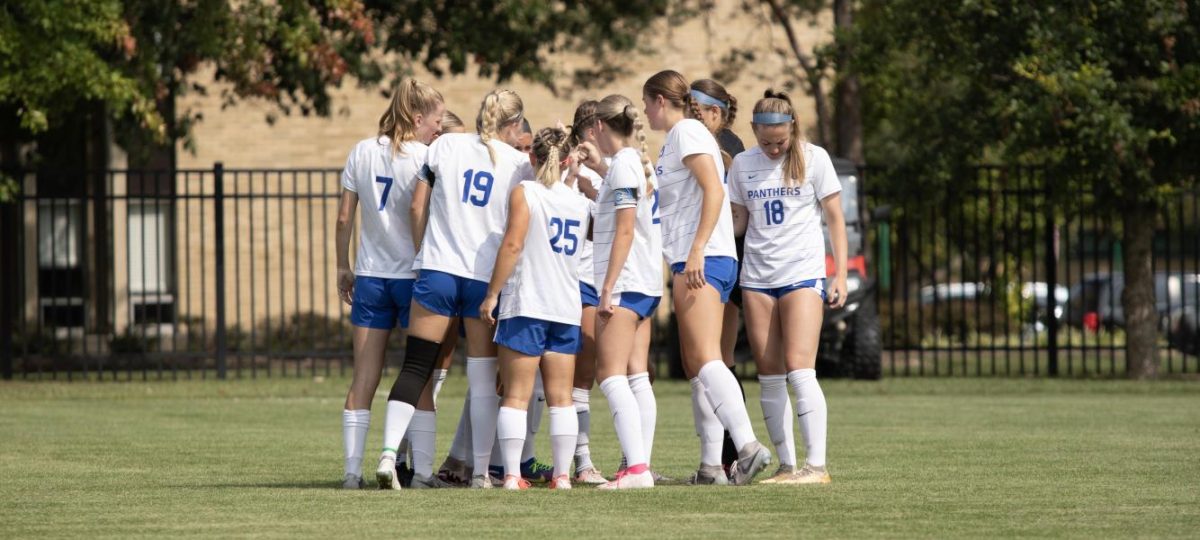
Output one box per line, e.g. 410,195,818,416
597,465,653,490
502,474,531,491
549,474,573,490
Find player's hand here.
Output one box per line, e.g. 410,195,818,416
479,294,499,326
684,249,706,290
598,287,615,318
828,275,848,309
576,141,602,169
337,269,355,305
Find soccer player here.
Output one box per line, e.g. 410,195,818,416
335,79,444,489
690,78,748,478
728,90,847,485
375,89,533,490
642,70,772,486
479,127,591,490
580,94,663,490
563,100,610,484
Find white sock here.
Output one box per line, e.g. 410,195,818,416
409,410,437,478
572,387,594,473
381,400,415,460
758,375,797,467
342,409,370,476
627,372,657,466
522,372,546,463
447,390,472,463
431,369,449,409
599,375,646,467
491,433,503,469
788,368,828,467
548,406,578,478
496,406,526,479
698,361,757,451
467,357,500,475
690,377,724,467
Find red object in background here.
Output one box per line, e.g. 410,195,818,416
1083,312,1100,333
827,254,868,279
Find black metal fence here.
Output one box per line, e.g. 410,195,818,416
1,164,1196,380
862,166,1199,377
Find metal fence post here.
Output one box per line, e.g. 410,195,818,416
1045,185,1059,376
213,162,228,379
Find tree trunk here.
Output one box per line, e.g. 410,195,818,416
763,0,833,146
1122,205,1158,379
833,0,863,163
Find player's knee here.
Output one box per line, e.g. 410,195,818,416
387,336,441,405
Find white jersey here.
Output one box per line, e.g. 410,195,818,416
593,148,664,297
499,181,592,325
654,118,737,265
567,165,604,287
340,136,425,279
727,143,842,288
416,133,534,281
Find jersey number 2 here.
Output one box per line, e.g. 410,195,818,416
549,217,581,256
461,169,495,207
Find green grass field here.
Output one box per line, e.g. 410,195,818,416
2,376,1198,538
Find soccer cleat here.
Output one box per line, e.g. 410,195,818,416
574,467,607,485
342,473,367,489
376,456,401,490
470,474,497,489
597,469,653,490
502,474,531,491
436,456,471,487
687,464,729,486
776,464,832,485
549,474,572,490
758,465,797,485
650,469,674,484
730,441,772,486
396,460,415,488
520,457,555,482
409,473,453,489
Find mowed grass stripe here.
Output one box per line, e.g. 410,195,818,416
1,377,1197,538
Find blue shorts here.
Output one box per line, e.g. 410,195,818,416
494,317,582,357
580,282,600,307
413,270,490,319
743,278,826,300
612,291,662,320
669,256,739,304
350,277,415,329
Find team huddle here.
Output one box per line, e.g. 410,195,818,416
335,69,848,491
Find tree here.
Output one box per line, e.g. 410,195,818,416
0,0,677,174
852,0,1200,378
713,0,862,161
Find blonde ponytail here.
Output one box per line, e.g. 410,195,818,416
531,127,570,188
476,89,524,165
597,94,655,197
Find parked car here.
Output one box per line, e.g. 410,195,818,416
816,158,883,380
918,281,1068,333
1067,272,1200,355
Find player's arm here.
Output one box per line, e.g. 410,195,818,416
410,169,433,252
731,203,749,237
335,189,359,305
821,192,848,308
479,185,530,326
681,153,723,289
600,201,637,317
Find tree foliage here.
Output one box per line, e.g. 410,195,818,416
852,0,1200,204
0,0,676,160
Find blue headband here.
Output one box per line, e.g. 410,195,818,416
752,112,794,124
690,90,728,110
